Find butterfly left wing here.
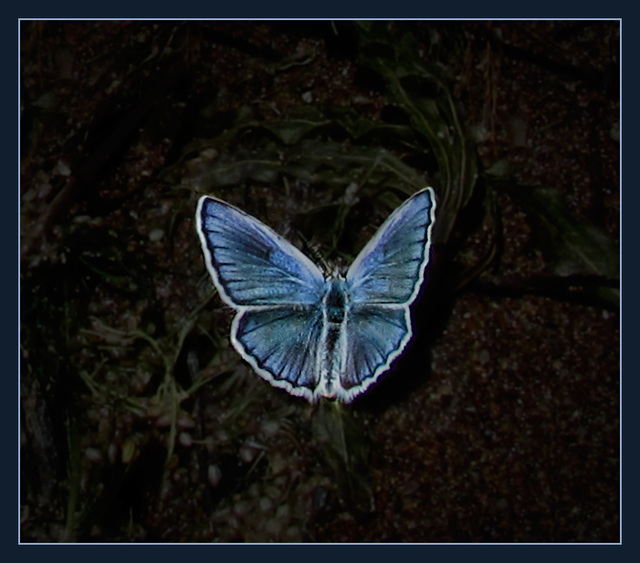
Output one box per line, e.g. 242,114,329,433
338,188,436,401
196,195,329,399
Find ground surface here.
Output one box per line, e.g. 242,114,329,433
20,21,619,543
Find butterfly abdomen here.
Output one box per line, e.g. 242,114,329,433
317,277,350,399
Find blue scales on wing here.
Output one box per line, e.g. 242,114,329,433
197,197,326,307
346,188,435,306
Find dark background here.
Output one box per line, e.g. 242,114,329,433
20,20,619,543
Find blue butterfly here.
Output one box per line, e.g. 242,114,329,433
196,187,436,403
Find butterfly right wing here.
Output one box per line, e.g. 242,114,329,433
336,188,436,402
196,196,326,308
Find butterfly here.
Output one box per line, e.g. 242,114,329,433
196,187,436,403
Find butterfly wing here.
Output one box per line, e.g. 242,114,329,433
339,188,436,400
196,196,328,399
231,306,326,401
337,305,411,402
196,196,326,307
346,188,436,305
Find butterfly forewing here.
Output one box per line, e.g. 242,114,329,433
346,188,436,306
197,196,326,307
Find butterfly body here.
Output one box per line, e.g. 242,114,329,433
196,188,436,403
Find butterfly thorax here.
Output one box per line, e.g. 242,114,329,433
323,277,348,325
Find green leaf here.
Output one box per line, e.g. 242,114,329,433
311,401,374,514
516,186,619,280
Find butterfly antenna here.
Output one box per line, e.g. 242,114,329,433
293,230,333,276
285,202,348,276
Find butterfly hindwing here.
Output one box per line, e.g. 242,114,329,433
232,306,326,401
338,305,411,402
